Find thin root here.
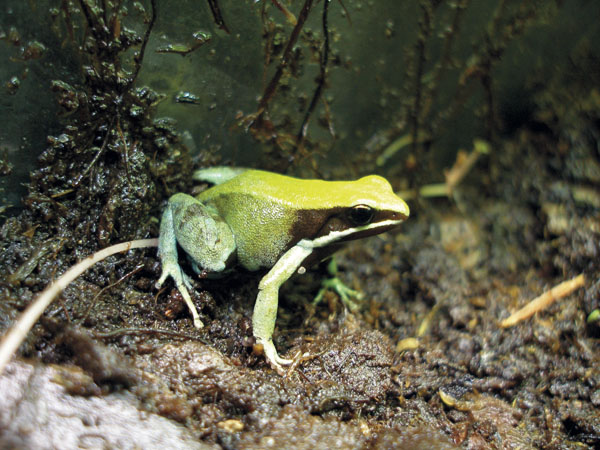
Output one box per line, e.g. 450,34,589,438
0,238,159,376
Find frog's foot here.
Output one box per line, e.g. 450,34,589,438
258,338,293,375
157,260,193,290
313,276,364,312
157,262,204,329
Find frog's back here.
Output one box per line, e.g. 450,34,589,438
197,169,393,209
197,170,310,207
196,170,302,271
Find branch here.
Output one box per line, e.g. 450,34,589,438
206,0,230,33
253,0,314,123
294,0,331,156
500,274,586,328
128,0,157,88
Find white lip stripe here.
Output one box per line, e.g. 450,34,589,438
298,219,403,250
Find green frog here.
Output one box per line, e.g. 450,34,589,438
158,167,409,373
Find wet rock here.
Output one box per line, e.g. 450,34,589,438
0,361,218,450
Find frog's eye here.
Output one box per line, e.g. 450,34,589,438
348,205,374,226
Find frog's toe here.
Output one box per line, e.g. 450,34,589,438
191,315,204,329
157,263,192,291
315,276,364,312
270,359,293,376
157,262,178,287
274,354,293,366
175,285,203,329
259,338,292,374
180,271,194,290
156,264,204,329
156,270,169,288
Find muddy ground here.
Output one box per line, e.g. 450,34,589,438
1,2,600,449
1,105,599,449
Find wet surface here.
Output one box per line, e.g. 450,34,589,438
1,2,599,448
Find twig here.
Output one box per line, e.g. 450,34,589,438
72,118,115,188
422,0,469,122
271,0,297,25
409,1,433,158
417,301,443,337
500,274,586,328
396,139,489,200
0,239,158,376
294,0,331,156
444,139,490,195
128,0,157,88
252,0,314,124
109,0,125,38
206,0,230,33
78,0,102,40
336,0,351,25
376,131,429,167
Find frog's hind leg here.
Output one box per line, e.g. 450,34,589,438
158,201,202,328
158,193,236,328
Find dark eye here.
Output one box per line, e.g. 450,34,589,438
348,205,374,226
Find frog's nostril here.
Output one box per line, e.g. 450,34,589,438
392,209,408,221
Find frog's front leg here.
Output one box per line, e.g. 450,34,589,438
253,241,313,373
157,193,236,328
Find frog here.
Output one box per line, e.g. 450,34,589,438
157,167,409,373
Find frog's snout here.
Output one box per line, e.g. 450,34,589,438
394,199,410,221
392,210,409,221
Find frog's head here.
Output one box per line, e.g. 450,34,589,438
293,174,410,248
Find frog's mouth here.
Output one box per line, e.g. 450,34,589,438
333,218,406,243
290,207,408,248
312,213,407,247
